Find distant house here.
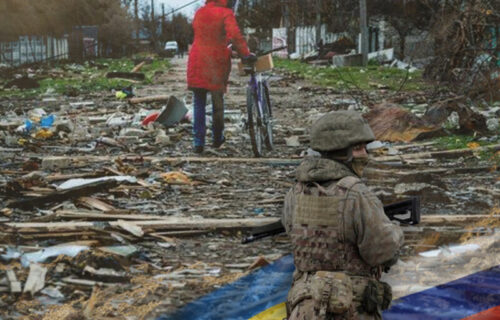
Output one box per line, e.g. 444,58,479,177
69,26,98,61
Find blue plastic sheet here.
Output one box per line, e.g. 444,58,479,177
159,236,500,320
384,265,500,320
158,255,294,320
40,115,55,128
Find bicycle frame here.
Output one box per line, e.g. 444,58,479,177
248,72,265,120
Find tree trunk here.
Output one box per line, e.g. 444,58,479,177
398,31,406,60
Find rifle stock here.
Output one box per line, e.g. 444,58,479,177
242,197,420,244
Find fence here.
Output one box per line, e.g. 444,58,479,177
273,22,386,58
0,36,68,67
295,24,346,56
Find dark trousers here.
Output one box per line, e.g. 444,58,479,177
192,88,224,147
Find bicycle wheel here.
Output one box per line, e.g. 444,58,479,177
261,82,274,151
246,86,263,157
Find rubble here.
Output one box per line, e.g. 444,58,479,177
0,54,499,319
364,102,442,142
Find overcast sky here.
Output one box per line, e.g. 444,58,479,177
155,0,204,19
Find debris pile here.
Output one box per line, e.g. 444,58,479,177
0,56,498,319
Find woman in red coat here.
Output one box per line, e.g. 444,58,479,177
187,0,252,153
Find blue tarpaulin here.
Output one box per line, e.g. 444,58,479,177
158,255,500,320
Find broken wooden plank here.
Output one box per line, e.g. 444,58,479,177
131,61,146,73
6,270,22,293
55,210,164,221
5,217,280,233
98,245,138,257
66,155,302,166
83,266,130,283
45,172,104,183
116,220,144,237
61,277,116,287
19,231,97,240
392,141,438,150
23,264,47,295
420,214,500,225
128,95,170,105
77,197,117,212
106,72,145,81
7,179,130,210
374,144,500,162
149,230,211,237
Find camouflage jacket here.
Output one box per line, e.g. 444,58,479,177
282,158,404,274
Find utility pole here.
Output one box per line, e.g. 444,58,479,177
134,0,139,48
162,4,166,44
151,0,156,50
359,0,369,66
281,0,291,54
171,9,175,42
315,0,321,49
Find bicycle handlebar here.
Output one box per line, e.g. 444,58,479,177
259,46,288,57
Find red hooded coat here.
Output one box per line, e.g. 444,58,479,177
187,0,250,92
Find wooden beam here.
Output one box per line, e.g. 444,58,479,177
7,179,125,210
63,155,303,166
128,95,170,105
374,144,500,162
420,214,500,225
106,72,145,81
5,217,280,232
55,210,166,221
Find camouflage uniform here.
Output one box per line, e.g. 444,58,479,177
283,111,404,320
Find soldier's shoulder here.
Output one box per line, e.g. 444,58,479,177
337,176,372,195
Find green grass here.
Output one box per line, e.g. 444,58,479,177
435,134,500,164
435,135,485,150
0,57,171,98
274,58,430,92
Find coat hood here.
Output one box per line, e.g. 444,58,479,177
206,0,228,6
296,158,355,183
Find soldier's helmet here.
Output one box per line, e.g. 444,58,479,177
310,110,375,152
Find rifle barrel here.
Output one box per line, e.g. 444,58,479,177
243,197,420,244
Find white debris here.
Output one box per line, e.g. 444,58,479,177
56,176,137,191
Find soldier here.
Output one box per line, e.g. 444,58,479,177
282,111,404,320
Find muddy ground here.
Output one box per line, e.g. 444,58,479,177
0,57,499,320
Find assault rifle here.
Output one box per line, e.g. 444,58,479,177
242,196,420,244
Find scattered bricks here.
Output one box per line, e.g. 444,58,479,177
42,157,72,171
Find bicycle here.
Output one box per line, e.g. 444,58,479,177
242,46,286,157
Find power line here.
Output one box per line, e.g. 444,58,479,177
164,0,202,17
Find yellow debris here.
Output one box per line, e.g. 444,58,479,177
161,171,192,185
467,142,480,149
34,129,53,139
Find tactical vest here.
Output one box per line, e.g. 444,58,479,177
290,178,373,276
